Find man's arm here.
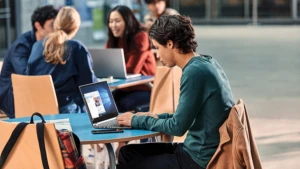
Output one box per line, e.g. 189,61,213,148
135,112,173,119
118,67,212,136
11,43,32,75
143,13,154,28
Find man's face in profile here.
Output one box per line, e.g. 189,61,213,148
147,1,166,17
35,18,55,40
42,19,55,37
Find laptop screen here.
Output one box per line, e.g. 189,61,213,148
88,48,127,79
79,81,118,123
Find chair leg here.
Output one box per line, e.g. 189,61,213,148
104,142,119,169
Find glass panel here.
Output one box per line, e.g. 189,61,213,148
258,0,291,18
0,0,6,55
179,0,206,18
211,0,245,18
0,0,14,58
298,0,300,17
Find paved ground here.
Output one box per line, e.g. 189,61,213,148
194,25,300,169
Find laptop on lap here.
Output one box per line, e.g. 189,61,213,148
88,48,141,79
79,81,131,129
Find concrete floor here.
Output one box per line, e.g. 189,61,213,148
195,25,300,169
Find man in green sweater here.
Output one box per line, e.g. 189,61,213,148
117,15,235,169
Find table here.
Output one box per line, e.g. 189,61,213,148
6,113,161,169
105,76,154,89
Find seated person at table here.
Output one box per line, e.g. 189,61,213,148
106,5,156,112
0,5,58,118
144,0,178,31
27,6,97,114
117,15,235,169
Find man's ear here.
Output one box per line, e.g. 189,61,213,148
167,40,173,49
34,22,42,31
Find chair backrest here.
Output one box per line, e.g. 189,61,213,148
0,121,64,168
149,66,182,142
11,74,59,118
150,66,182,114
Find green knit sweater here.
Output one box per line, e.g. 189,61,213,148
131,55,235,168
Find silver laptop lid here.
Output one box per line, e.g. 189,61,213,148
88,48,128,79
79,81,119,125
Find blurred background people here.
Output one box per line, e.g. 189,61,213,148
143,0,178,30
26,6,97,114
0,5,58,118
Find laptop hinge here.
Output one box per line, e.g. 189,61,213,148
94,117,117,126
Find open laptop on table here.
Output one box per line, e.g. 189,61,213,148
88,48,141,79
79,81,131,129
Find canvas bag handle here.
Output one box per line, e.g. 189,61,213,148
0,112,49,169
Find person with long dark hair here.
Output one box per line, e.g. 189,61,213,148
27,7,97,114
106,5,156,112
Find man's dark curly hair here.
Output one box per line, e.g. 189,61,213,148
31,5,58,32
149,15,198,54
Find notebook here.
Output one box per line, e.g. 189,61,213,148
79,81,131,129
88,48,141,79
13,118,72,131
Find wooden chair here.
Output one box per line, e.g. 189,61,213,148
150,66,182,142
150,66,181,114
11,74,59,118
0,121,64,168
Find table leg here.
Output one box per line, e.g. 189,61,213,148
105,143,116,169
150,137,156,142
93,144,98,169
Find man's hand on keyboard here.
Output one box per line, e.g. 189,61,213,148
117,112,134,127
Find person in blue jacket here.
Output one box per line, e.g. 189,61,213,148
26,6,97,114
0,5,58,118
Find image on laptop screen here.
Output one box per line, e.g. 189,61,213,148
79,81,119,124
83,91,106,118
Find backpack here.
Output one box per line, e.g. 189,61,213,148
0,112,87,169
57,129,86,169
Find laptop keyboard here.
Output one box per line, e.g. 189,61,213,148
97,78,120,83
95,119,119,128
